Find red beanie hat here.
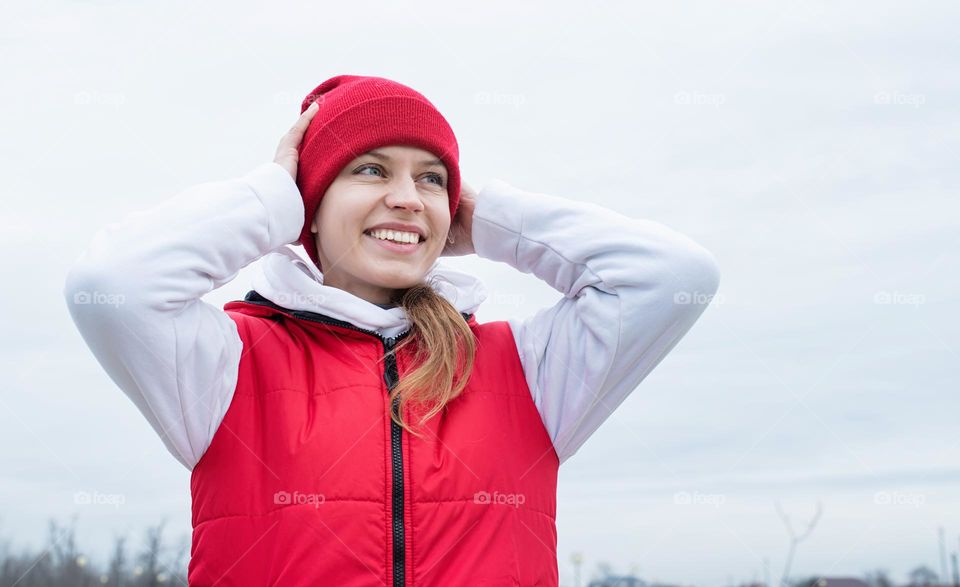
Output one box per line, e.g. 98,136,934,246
295,74,461,269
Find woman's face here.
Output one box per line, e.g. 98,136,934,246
310,145,451,305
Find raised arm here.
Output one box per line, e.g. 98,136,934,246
63,103,317,470
471,179,721,465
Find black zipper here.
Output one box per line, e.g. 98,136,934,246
383,335,405,587
237,290,471,587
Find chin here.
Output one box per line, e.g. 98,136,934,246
364,262,430,290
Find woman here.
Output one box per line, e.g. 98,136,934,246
64,75,720,586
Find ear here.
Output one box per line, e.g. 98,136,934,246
310,220,317,234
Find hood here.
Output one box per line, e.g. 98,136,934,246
248,245,488,338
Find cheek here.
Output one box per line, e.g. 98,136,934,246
319,220,360,254
314,193,368,249
426,212,452,253
429,197,452,231
315,213,361,260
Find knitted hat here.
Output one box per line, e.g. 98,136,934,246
295,74,461,269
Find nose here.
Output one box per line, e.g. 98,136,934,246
383,176,425,212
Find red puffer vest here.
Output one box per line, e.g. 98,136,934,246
188,291,560,586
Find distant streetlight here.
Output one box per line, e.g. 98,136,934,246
571,552,583,587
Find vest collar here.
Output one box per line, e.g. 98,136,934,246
248,245,488,339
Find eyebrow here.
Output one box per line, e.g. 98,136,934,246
365,149,445,169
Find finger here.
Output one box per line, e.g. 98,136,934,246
278,101,320,149
290,101,320,134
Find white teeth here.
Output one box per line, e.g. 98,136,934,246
368,228,421,244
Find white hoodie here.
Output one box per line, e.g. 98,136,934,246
63,162,721,471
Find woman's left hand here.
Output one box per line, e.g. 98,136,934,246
441,181,477,257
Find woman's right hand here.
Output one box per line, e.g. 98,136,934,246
274,100,320,180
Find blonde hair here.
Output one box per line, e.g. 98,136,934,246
379,281,476,436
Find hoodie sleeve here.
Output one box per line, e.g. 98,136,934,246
63,162,304,471
471,179,721,466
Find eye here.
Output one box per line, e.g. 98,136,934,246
422,173,445,187
355,163,385,177
354,164,444,187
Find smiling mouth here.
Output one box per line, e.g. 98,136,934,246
362,231,425,254
362,228,425,245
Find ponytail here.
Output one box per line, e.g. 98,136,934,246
381,280,477,437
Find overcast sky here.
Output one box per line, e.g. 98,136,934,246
2,1,959,585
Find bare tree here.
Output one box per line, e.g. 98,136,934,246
775,500,823,587
48,516,91,586
135,520,166,587
0,517,188,587
908,565,939,587
865,568,895,587
107,534,128,587
170,533,190,580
